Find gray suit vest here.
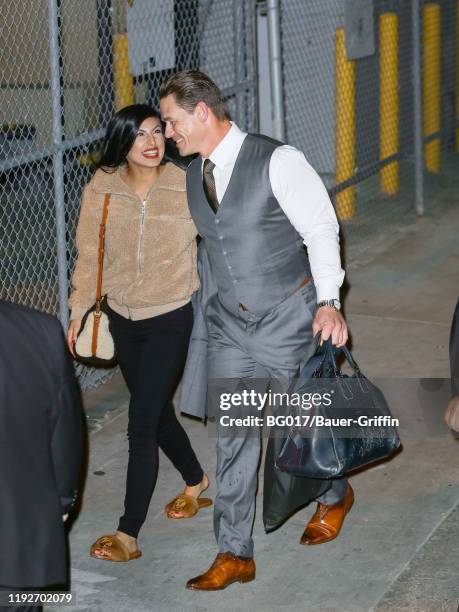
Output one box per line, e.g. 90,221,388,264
186,134,311,317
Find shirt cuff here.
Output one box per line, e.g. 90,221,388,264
314,282,341,303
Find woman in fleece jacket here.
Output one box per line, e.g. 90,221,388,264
68,104,211,562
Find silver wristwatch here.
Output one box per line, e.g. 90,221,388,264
316,299,341,311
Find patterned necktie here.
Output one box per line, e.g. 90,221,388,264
202,159,218,213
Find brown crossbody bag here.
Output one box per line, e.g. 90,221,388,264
74,193,117,367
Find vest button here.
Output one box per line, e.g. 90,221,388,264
219,236,224,240
233,279,238,284
215,219,220,224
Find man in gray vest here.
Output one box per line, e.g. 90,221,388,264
160,71,353,591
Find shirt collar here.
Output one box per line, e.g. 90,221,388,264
205,122,246,169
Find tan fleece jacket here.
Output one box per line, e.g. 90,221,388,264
69,162,199,320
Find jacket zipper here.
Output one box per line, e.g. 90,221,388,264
137,200,146,274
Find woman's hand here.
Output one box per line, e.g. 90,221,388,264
67,319,82,357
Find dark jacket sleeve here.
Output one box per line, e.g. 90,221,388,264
450,298,459,397
48,319,84,513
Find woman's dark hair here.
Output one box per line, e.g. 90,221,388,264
96,103,195,172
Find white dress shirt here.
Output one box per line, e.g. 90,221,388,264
203,123,344,302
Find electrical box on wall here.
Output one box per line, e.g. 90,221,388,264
127,0,175,76
344,0,375,60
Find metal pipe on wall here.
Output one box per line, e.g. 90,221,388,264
47,0,70,328
412,0,424,215
267,0,285,141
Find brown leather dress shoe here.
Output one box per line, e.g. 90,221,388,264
186,552,256,590
300,483,354,546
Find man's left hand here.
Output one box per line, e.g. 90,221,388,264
312,306,349,347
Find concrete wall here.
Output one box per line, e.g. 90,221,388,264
281,0,343,181
0,0,50,86
0,0,100,85
0,0,102,147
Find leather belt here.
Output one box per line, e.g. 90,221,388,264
239,276,311,312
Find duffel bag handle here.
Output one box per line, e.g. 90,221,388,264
323,339,361,376
323,339,370,395
298,336,362,380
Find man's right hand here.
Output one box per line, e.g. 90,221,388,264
67,319,82,357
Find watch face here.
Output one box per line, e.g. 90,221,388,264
323,300,340,310
317,300,341,310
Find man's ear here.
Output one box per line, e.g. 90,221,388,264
195,101,209,123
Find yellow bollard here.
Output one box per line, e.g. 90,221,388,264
379,13,399,195
456,0,459,151
423,3,441,173
114,33,135,111
335,28,356,221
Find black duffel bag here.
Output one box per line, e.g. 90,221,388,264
276,340,401,479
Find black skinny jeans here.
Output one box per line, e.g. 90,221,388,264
108,302,204,538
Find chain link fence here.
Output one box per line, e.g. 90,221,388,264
1,0,457,389
0,0,257,389
277,0,459,263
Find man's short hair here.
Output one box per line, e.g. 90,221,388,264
160,70,231,121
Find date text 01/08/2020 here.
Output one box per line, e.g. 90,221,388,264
219,415,400,428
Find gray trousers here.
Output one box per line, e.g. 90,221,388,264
207,283,348,558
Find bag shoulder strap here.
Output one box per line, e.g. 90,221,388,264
91,193,111,357
95,193,111,307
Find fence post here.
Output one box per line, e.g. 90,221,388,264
233,0,243,126
412,0,424,215
47,0,70,327
267,0,285,141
